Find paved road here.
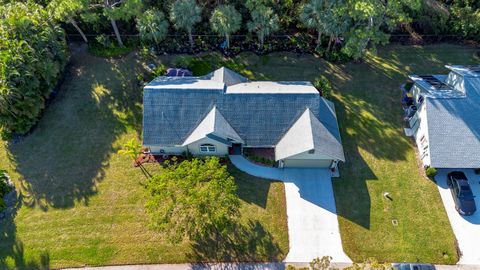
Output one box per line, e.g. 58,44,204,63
63,263,480,270
436,169,480,265
229,155,351,263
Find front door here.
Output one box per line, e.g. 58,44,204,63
230,143,242,155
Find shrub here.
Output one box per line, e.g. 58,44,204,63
313,75,333,99
145,157,240,242
0,2,69,138
88,42,134,58
0,170,12,211
426,167,438,178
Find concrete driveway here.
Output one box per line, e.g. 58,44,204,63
436,169,480,265
229,156,351,263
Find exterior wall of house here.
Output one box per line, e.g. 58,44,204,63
412,101,432,167
281,151,334,168
149,145,186,154
186,137,229,156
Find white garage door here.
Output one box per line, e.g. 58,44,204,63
284,159,332,168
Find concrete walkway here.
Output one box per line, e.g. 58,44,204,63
229,156,351,263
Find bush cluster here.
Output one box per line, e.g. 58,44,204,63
0,2,68,139
248,155,275,167
313,75,333,99
0,170,12,211
426,167,438,179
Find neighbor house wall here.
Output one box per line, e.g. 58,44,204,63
413,101,431,167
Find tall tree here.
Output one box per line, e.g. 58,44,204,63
451,0,480,39
322,1,349,52
170,0,203,49
48,0,89,43
87,0,143,47
300,0,333,47
145,157,240,242
210,5,242,49
246,2,280,46
342,0,420,59
136,8,169,46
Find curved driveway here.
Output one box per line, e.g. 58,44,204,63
229,155,351,263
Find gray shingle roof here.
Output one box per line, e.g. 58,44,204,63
425,75,480,168
143,68,342,151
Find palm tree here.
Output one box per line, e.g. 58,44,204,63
300,0,329,47
170,0,202,49
247,4,280,47
210,5,242,49
136,8,169,47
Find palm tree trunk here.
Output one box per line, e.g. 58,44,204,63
317,31,322,45
69,18,88,43
226,34,230,49
110,18,124,47
327,35,333,52
188,29,194,49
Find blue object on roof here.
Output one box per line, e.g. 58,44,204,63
166,68,192,77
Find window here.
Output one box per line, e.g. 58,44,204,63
200,144,216,153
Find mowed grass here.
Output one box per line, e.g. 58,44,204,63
0,50,288,269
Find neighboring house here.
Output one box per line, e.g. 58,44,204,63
406,65,480,169
143,67,345,169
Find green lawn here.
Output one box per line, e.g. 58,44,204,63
1,44,476,268
0,51,288,269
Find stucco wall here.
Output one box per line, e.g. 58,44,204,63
413,101,431,167
148,145,185,154
186,137,229,156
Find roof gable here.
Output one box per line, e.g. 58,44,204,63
275,108,345,161
204,67,248,86
182,106,244,146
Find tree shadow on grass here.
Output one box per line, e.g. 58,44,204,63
6,50,143,210
188,220,283,263
0,196,50,270
228,165,271,209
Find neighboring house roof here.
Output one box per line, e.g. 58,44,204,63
143,67,343,158
411,65,480,168
182,106,244,146
275,108,345,161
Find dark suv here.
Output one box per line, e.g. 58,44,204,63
447,171,477,216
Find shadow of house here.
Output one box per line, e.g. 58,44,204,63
6,50,142,210
187,220,283,263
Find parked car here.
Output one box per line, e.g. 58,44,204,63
447,171,477,216
392,263,435,270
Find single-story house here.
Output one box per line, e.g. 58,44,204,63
142,67,345,169
406,65,480,169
